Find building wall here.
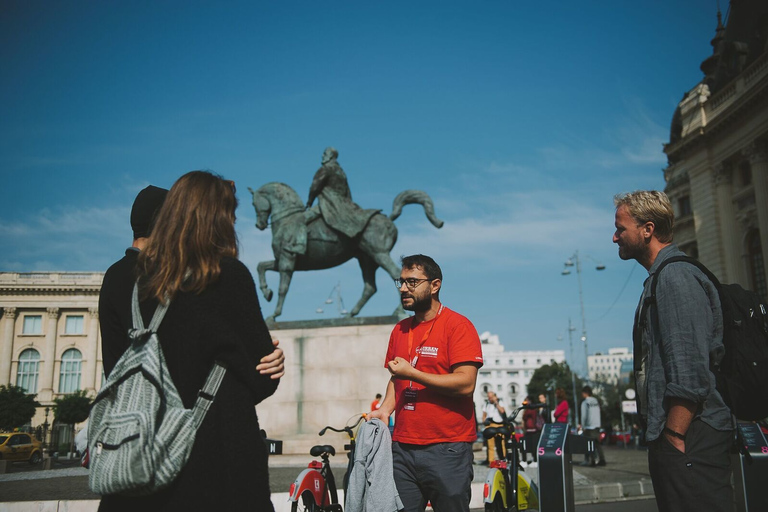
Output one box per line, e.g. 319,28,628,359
0,272,104,441
664,51,768,299
474,331,565,422
587,347,633,385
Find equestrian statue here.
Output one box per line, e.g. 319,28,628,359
249,147,443,322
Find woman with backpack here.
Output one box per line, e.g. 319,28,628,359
98,171,280,511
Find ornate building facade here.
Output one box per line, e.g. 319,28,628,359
0,271,103,443
664,1,768,298
474,331,565,420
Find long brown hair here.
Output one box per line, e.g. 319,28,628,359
138,170,238,302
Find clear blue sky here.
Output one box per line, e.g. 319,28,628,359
0,1,720,374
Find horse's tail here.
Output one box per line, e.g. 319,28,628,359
390,190,444,228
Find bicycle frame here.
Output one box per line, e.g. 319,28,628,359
288,415,366,512
482,406,540,512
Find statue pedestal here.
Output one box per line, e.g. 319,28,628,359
257,316,400,454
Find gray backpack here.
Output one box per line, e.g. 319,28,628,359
88,283,226,496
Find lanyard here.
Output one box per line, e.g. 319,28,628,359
406,304,444,369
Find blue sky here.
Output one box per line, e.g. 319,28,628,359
0,1,720,374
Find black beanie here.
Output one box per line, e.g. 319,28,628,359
131,185,168,239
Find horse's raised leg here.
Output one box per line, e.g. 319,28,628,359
268,269,295,322
367,251,407,317
349,256,378,317
256,260,276,302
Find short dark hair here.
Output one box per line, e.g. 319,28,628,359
582,385,593,395
400,254,442,281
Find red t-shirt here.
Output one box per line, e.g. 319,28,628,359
385,307,483,444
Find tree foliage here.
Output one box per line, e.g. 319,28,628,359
0,385,40,431
527,362,583,418
53,390,91,426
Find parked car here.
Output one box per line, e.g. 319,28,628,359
0,432,43,464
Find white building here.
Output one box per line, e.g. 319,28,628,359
474,331,565,420
587,347,633,385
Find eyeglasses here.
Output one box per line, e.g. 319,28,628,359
394,278,432,290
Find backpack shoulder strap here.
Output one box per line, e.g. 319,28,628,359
130,282,170,340
649,255,723,299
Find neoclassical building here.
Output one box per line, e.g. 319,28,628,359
474,331,565,420
663,1,768,298
0,271,103,443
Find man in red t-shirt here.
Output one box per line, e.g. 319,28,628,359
369,254,483,512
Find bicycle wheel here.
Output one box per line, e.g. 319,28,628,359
291,491,320,512
484,494,505,512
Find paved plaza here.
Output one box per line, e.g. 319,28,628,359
0,444,654,510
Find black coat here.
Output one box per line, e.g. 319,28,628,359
98,256,278,511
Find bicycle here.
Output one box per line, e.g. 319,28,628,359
482,405,540,512
288,414,367,512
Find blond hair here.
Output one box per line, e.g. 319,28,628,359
614,190,674,243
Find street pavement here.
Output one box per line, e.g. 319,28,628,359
0,444,655,510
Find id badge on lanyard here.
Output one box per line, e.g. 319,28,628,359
402,305,444,412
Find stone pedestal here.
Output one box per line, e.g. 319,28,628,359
256,315,399,454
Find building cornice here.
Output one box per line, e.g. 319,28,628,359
665,52,768,163
0,272,103,296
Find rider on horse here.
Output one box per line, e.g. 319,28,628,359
306,147,378,239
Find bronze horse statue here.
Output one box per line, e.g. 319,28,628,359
249,182,443,322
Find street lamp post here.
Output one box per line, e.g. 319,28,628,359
567,319,580,428
562,250,605,380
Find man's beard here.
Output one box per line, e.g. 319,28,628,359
402,292,432,312
618,240,647,262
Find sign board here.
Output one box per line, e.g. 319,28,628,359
622,400,637,414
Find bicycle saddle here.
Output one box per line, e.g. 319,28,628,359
482,427,511,440
310,444,336,457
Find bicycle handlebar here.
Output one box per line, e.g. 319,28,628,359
318,414,367,438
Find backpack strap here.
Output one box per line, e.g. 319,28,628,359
129,282,170,342
191,362,227,428
634,255,722,365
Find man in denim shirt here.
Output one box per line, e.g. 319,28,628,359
613,191,733,512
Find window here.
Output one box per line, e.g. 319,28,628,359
16,349,40,394
678,195,692,217
58,349,82,394
22,315,42,335
507,371,519,377
64,315,84,334
510,384,518,395
508,359,514,365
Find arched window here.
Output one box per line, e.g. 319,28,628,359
509,384,518,395
747,229,767,300
58,349,82,394
16,349,40,394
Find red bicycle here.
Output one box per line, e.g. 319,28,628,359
288,414,367,512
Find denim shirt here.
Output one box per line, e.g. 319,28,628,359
634,244,732,442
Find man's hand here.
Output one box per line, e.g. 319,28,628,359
256,339,285,380
368,408,389,422
387,357,414,379
664,431,686,453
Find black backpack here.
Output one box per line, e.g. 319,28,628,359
639,256,768,421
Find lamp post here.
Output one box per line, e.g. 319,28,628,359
567,319,580,428
562,250,605,380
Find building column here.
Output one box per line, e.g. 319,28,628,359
714,163,747,285
0,308,17,386
38,308,59,402
84,307,99,393
745,141,768,285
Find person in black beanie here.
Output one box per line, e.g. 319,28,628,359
98,184,286,377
